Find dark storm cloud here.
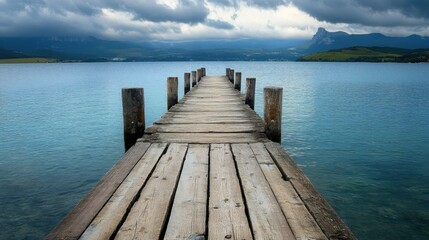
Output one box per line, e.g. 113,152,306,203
0,0,209,38
208,0,287,9
205,19,234,29
292,0,429,26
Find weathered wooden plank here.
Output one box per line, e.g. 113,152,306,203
250,143,327,240
231,143,295,239
114,143,188,240
169,106,245,112
80,143,168,240
209,144,253,240
46,142,151,240
164,144,209,240
140,133,268,144
265,142,357,240
156,118,259,124
154,123,264,133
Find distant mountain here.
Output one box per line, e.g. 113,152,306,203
0,48,28,59
298,46,429,63
302,28,429,54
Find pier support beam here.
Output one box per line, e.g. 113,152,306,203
192,71,197,87
235,72,242,91
184,73,191,94
122,88,145,151
167,77,178,110
245,78,256,110
264,87,283,143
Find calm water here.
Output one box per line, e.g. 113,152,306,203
0,62,428,239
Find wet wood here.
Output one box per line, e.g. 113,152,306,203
115,143,188,240
235,71,242,91
209,144,253,240
164,144,209,240
184,72,191,94
245,78,256,110
264,87,283,143
167,77,178,110
192,71,197,87
121,88,145,151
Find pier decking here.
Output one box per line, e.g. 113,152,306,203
47,74,355,240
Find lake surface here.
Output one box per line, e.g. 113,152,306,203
0,62,428,239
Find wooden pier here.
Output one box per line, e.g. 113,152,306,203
47,69,355,240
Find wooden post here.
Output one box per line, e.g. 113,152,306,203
264,87,283,143
184,72,190,94
192,71,197,87
197,68,202,83
167,77,178,110
122,88,145,151
201,67,206,77
235,72,242,91
229,69,234,83
245,78,256,110
226,68,230,79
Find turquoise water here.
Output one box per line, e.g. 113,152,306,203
0,62,428,239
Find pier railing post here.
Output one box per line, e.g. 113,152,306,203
184,72,191,94
197,68,202,83
264,87,283,143
122,88,145,151
235,72,242,91
192,71,197,87
202,67,206,77
245,78,256,110
226,68,230,79
167,77,178,110
229,69,235,83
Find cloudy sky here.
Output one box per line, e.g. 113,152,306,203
1,0,429,41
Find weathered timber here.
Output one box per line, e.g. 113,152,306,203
192,71,197,87
121,88,145,151
167,77,178,110
264,87,283,143
226,68,230,78
245,78,256,110
164,144,209,240
209,144,252,240
250,143,327,240
197,69,203,83
184,72,191,94
229,69,234,83
235,72,242,91
265,142,357,240
231,144,295,239
201,67,206,77
115,143,188,239
80,143,167,240
46,142,151,240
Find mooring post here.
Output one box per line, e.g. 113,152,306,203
226,68,230,79
192,71,197,87
184,72,191,94
202,67,206,77
122,88,145,151
197,68,202,83
264,87,283,143
229,69,235,83
245,78,256,110
235,72,242,91
167,77,178,110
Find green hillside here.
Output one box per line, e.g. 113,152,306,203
299,47,429,62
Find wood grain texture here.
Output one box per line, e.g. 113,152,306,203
46,142,151,240
250,143,327,240
164,144,209,240
209,144,253,240
231,144,295,239
80,143,167,240
140,132,268,144
115,143,188,240
265,142,357,240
